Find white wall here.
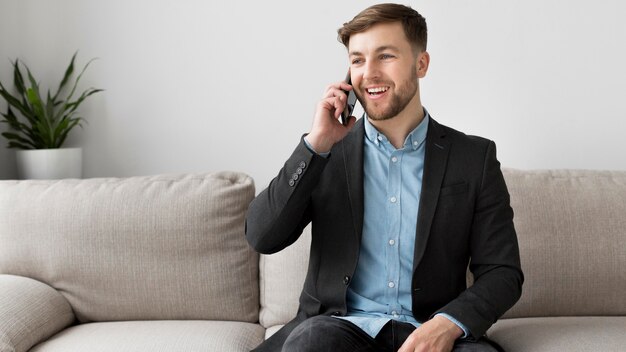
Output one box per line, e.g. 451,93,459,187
1,0,625,189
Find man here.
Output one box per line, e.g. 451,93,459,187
246,3,523,352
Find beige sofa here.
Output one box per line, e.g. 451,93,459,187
0,169,624,351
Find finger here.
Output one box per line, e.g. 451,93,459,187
325,81,353,95
324,86,349,101
320,96,346,119
333,97,347,120
321,96,344,110
319,97,345,121
337,81,353,91
325,81,352,91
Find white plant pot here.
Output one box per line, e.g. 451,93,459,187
16,147,83,180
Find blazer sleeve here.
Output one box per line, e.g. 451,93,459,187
435,140,524,339
245,136,330,254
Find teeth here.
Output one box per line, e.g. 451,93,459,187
367,87,389,93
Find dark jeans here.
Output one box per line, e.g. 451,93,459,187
282,316,502,352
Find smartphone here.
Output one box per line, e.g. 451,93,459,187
340,71,358,126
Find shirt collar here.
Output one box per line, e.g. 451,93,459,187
364,108,430,151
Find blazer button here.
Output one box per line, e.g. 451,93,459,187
292,173,299,181
289,179,295,187
343,275,350,285
299,161,306,169
296,167,303,175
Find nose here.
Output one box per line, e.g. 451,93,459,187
362,61,381,81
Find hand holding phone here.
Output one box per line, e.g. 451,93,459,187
340,71,357,126
306,73,357,153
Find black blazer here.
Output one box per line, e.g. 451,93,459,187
246,117,523,351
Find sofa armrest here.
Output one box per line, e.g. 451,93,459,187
0,275,75,352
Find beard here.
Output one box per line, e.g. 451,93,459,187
355,65,418,121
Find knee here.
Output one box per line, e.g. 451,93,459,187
282,316,340,352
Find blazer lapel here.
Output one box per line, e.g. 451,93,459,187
413,118,450,270
342,118,365,247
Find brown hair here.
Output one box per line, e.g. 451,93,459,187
337,3,427,53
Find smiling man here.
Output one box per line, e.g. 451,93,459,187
246,3,523,352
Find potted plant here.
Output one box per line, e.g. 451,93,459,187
0,53,102,179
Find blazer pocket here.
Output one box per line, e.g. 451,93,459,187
439,182,469,197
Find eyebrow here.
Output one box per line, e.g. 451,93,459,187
349,45,401,57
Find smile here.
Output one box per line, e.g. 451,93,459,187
366,86,389,96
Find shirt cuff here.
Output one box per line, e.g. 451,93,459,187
435,313,469,339
303,136,330,158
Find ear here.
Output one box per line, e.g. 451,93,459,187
416,51,430,78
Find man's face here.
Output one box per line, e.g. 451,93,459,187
348,22,426,121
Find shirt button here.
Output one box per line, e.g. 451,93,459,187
377,135,383,141
388,281,395,288
390,196,397,203
392,311,399,317
388,239,395,246
413,141,418,146
391,156,398,163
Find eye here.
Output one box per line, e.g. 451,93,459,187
380,54,395,60
351,58,363,65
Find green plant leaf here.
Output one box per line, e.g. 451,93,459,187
51,115,80,147
26,88,46,120
64,88,104,115
0,80,34,122
24,68,47,127
2,108,30,133
46,91,57,125
3,107,44,148
33,118,52,148
12,60,27,97
66,57,98,102
1,131,38,149
7,141,33,149
0,108,18,124
56,118,82,148
24,67,54,148
52,52,76,102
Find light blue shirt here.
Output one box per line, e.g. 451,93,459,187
339,112,428,337
304,110,468,339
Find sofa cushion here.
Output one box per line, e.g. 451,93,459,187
0,172,258,323
488,316,626,352
502,169,626,318
0,275,75,352
259,225,311,328
28,321,265,352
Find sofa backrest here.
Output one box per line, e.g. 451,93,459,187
0,172,259,323
259,169,626,328
502,169,626,318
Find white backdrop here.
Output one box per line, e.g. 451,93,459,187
1,0,625,189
